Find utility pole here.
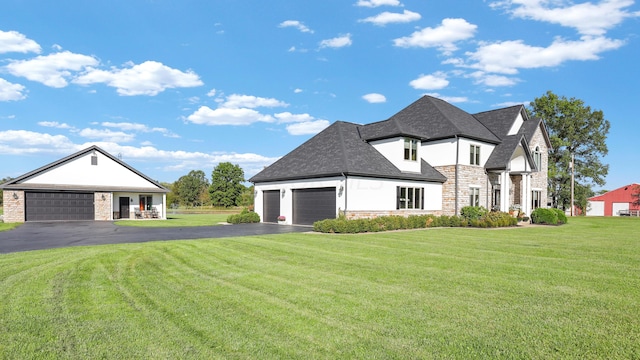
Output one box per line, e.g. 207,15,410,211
570,153,575,216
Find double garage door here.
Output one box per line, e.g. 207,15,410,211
25,191,95,221
263,187,336,225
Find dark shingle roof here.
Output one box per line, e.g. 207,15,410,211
249,121,446,183
473,105,525,139
485,135,530,171
361,96,501,143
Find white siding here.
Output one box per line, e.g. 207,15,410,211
507,113,524,136
370,138,421,173
587,200,605,216
458,138,495,167
422,139,457,166
346,176,442,211
23,151,159,189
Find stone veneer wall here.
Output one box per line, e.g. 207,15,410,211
436,165,490,215
94,192,112,221
2,190,25,223
529,125,549,207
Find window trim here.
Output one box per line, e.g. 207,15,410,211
139,195,153,211
396,186,424,210
404,138,418,161
532,189,542,210
533,146,541,170
469,187,480,207
470,144,481,165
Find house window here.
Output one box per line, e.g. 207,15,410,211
469,187,480,207
493,188,501,211
533,146,541,170
139,195,153,211
470,145,480,165
532,190,542,209
397,187,424,210
404,138,418,161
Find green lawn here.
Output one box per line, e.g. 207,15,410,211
115,213,231,227
1,217,639,358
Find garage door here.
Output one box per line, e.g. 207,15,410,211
263,190,280,223
293,187,336,225
25,192,95,221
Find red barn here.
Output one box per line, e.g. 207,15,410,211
587,183,640,216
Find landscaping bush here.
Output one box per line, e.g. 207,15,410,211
460,206,488,221
531,208,568,225
312,211,517,233
227,208,260,224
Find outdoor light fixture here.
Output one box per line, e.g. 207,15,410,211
338,185,344,197
13,192,18,199
101,194,106,201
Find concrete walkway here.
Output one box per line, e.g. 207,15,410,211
0,221,312,254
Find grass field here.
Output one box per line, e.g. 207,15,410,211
1,217,638,358
115,213,231,227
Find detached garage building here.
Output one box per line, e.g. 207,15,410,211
1,145,168,223
586,183,640,216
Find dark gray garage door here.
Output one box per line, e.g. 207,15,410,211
263,190,280,223
293,187,336,225
25,192,95,221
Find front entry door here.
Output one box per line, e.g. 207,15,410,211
119,197,130,219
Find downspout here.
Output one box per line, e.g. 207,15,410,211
455,135,459,215
341,172,348,217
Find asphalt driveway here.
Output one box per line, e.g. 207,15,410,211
0,221,312,254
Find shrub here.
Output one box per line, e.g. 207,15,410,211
460,206,488,221
227,208,260,224
531,208,566,225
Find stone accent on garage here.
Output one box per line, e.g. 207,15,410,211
436,165,490,215
2,190,25,223
94,192,112,221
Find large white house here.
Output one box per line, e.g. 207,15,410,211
250,96,551,225
1,145,168,222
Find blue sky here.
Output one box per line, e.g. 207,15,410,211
1,0,639,190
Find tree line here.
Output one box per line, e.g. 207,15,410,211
167,162,253,209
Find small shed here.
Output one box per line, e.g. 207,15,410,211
586,183,640,216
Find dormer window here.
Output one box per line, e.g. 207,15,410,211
404,138,418,161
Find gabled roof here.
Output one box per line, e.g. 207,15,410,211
484,134,535,171
473,105,525,139
589,183,640,201
1,145,169,193
360,96,501,144
520,117,553,150
249,121,446,183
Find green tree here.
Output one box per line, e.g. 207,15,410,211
175,170,210,207
210,162,245,208
633,185,640,207
529,91,610,211
0,177,14,207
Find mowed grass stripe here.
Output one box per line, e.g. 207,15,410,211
0,217,639,358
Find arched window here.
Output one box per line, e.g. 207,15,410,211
533,146,541,170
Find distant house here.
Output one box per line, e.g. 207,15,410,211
250,96,551,225
1,145,168,222
587,183,640,216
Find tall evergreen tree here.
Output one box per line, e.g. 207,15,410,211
529,91,610,211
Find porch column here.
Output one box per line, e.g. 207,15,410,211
500,171,509,212
521,174,530,216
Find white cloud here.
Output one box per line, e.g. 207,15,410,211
294,88,303,93
221,94,289,109
362,93,387,103
468,71,519,87
186,106,274,126
78,128,136,143
38,121,73,129
0,78,27,101
73,60,203,96
101,122,180,138
393,18,477,54
356,0,402,7
274,112,315,123
465,36,624,74
286,120,331,135
424,93,469,103
207,88,217,97
6,51,99,88
491,0,640,36
359,10,421,26
409,72,449,90
319,34,353,49
0,30,41,54
0,130,76,154
278,20,314,33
